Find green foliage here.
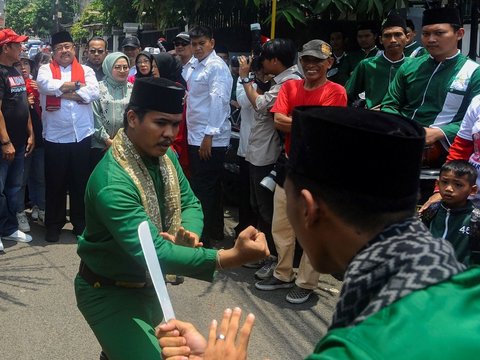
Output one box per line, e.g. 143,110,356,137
5,0,77,38
71,0,107,42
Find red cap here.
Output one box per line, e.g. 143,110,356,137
0,29,28,46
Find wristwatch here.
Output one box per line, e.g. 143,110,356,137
75,81,81,90
240,76,253,84
1,139,11,146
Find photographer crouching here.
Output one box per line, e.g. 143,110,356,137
237,38,302,279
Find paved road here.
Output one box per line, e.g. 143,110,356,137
0,212,341,360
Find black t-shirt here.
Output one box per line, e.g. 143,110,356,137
0,64,29,148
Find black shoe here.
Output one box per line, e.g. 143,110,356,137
165,274,184,285
255,276,295,291
45,228,60,243
286,286,313,304
72,226,85,236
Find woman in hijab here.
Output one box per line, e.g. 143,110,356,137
152,53,186,88
91,52,133,168
128,51,155,83
151,53,190,176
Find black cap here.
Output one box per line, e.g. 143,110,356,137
288,106,425,211
129,77,185,114
51,31,73,47
122,36,141,49
422,7,462,27
382,12,407,32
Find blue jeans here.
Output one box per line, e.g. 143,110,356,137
0,145,25,236
18,147,45,211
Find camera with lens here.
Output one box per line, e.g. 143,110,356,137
260,154,287,192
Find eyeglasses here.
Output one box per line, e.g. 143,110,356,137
113,65,129,71
136,60,150,65
89,49,105,55
174,41,190,47
54,44,73,52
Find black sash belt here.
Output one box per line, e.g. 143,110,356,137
78,261,151,289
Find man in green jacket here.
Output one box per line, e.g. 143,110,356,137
346,12,411,109
75,77,270,360
381,6,480,147
156,106,480,359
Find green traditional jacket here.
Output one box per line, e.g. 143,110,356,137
306,267,480,359
403,41,427,58
327,52,351,86
382,51,480,145
347,46,382,76
345,54,411,109
77,147,217,283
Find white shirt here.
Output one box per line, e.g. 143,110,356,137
186,50,232,147
182,56,195,82
37,63,99,143
236,78,255,158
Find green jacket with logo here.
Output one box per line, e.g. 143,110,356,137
428,201,477,266
381,51,480,145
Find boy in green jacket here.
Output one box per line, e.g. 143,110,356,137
421,160,479,265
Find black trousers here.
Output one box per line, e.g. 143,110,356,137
188,145,226,246
249,163,277,257
234,157,258,236
44,136,92,233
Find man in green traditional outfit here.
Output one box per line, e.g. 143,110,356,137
157,106,480,360
382,6,480,148
74,77,270,360
346,12,411,109
347,22,381,74
404,19,427,57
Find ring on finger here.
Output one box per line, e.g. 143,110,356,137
216,333,226,341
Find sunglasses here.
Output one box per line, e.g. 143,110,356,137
174,41,190,47
89,49,105,55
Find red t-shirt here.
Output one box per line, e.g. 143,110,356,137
271,79,347,154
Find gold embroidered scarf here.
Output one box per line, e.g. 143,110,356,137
111,129,181,235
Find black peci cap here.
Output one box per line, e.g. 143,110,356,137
288,106,426,211
422,7,462,27
129,77,185,114
51,31,73,47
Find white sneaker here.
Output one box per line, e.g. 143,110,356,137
3,230,32,243
0,238,4,252
31,205,39,221
16,212,31,232
38,209,45,224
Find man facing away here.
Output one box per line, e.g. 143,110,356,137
157,106,480,360
37,30,99,243
0,29,34,252
186,25,232,247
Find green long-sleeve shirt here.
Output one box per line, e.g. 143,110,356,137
381,51,480,145
345,54,411,109
306,267,480,359
77,147,217,283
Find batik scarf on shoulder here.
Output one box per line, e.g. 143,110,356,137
111,128,181,236
330,217,465,329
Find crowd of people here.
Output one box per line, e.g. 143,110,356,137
1,3,480,359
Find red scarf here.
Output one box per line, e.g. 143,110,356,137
25,78,41,117
46,57,85,111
